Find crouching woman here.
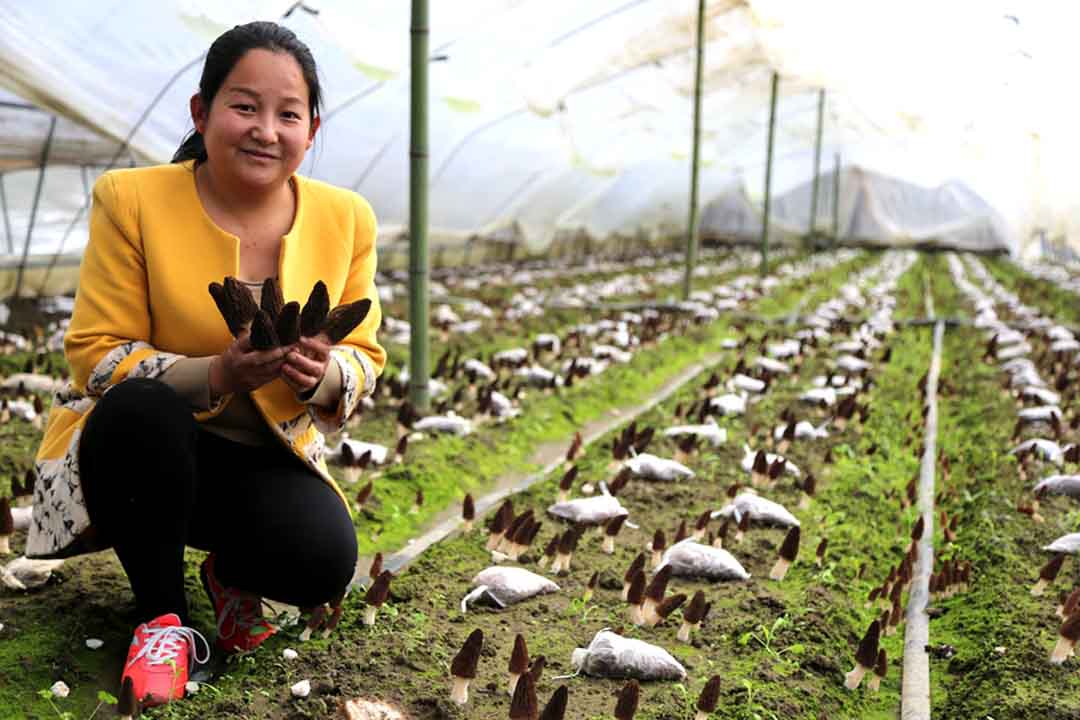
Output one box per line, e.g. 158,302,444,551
25,21,385,710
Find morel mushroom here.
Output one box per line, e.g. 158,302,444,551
275,301,301,345
508,633,530,698
558,466,578,504
584,571,599,603
770,527,800,581
260,277,284,321
355,480,373,512
323,299,373,343
1033,553,1066,596
868,648,887,692
364,570,392,626
0,498,13,555
642,566,673,626
462,494,476,532
614,679,639,720
487,500,515,551
117,676,140,719
539,686,568,720
300,280,331,337
678,590,710,643
815,537,828,567
249,309,280,351
623,553,646,601
510,672,538,720
695,675,721,720
450,628,484,704
604,514,628,554
1051,612,1080,664
651,529,667,570
844,619,881,689
626,570,647,626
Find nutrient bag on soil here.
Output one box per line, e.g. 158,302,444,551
623,453,695,481
547,487,629,525
460,566,559,612
713,492,801,528
570,630,686,681
655,539,750,581
1033,475,1080,499
1044,533,1080,555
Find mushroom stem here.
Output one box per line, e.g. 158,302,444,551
603,536,615,555
769,557,791,581
451,676,471,705
621,581,630,602
364,606,378,626
1051,636,1075,664
507,672,520,698
651,549,662,569
844,663,869,690
463,519,473,532
867,675,882,692
1032,578,1050,596
695,713,710,720
629,604,645,626
558,490,569,504
677,620,696,643
0,535,9,556
344,466,360,485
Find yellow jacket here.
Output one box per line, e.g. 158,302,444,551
27,161,386,558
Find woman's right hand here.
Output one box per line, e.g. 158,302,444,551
209,330,290,399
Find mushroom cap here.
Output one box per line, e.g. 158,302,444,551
697,675,721,712
509,634,530,674
462,494,475,521
683,590,709,624
1041,553,1066,582
614,679,640,720
779,526,801,562
624,553,646,583
855,620,881,668
365,570,393,607
509,671,538,720
538,685,568,720
451,628,484,678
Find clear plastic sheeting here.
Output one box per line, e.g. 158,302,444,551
0,0,1073,288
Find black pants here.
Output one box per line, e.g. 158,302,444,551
79,378,357,625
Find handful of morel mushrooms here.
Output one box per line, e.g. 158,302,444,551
209,277,371,350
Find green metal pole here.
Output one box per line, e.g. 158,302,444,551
682,0,706,300
408,0,430,411
808,89,825,242
832,152,841,246
760,71,779,277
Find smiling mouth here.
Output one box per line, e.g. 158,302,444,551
242,149,278,160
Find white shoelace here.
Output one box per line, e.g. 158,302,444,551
216,592,275,639
127,624,211,669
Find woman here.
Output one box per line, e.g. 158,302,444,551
26,21,385,708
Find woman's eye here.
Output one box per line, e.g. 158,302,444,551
282,111,302,121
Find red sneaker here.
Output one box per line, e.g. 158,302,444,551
121,613,210,708
200,554,277,654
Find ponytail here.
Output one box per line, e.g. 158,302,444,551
172,130,208,164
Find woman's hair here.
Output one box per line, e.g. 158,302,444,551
172,21,322,164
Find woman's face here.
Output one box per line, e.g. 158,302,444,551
192,48,319,192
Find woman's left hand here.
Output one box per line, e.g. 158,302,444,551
282,334,332,396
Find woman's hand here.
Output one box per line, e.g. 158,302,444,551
209,330,288,399
281,334,332,397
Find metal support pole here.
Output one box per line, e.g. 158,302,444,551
0,173,13,255
808,89,825,240
832,152,841,246
408,0,431,411
15,115,57,298
682,0,706,300
760,72,779,277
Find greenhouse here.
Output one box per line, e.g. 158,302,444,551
1,2,1079,719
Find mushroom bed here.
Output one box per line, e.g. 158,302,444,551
1,250,1079,719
